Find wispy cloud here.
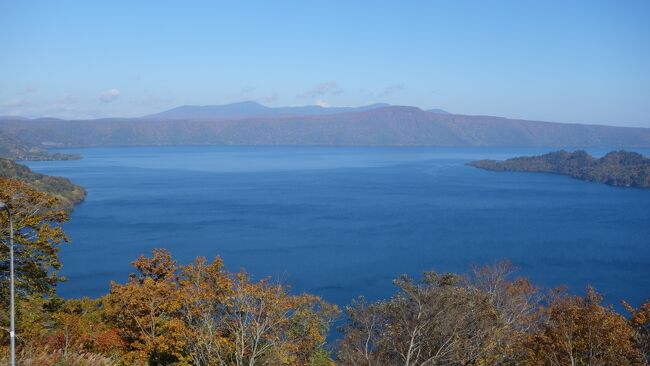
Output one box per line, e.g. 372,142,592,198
240,86,256,94
377,83,405,97
297,82,343,99
99,88,121,103
21,86,38,94
258,93,279,104
131,95,175,108
0,95,99,119
223,86,258,102
357,84,406,101
54,94,77,105
0,98,30,108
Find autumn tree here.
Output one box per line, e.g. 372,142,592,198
47,297,124,358
220,272,337,366
177,257,338,366
338,261,540,366
624,299,650,365
524,287,644,366
104,249,188,365
0,178,69,299
0,178,70,349
466,261,541,363
104,249,338,365
177,256,234,366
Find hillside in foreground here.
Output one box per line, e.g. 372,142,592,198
470,150,650,188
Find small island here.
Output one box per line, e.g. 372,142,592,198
469,150,650,189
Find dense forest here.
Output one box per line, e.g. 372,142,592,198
470,150,650,188
1,176,649,365
0,159,86,208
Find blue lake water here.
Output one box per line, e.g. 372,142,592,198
25,146,650,308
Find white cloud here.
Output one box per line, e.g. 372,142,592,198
99,88,121,103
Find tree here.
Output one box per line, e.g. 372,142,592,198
524,287,644,366
0,178,70,347
623,299,650,366
104,249,338,365
0,178,69,298
177,257,338,366
338,261,540,366
177,256,234,366
222,272,337,366
104,249,188,365
47,297,124,358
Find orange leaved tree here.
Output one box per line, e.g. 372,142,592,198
104,249,338,365
104,249,188,365
524,287,644,365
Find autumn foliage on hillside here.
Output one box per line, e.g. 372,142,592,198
1,177,649,365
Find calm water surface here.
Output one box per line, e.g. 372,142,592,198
25,146,650,307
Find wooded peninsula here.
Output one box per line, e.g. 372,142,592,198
0,158,86,208
470,150,650,188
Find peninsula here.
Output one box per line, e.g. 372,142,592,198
469,150,650,188
0,157,86,208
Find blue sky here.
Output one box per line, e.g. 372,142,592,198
1,1,649,126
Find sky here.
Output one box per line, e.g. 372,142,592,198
1,0,649,127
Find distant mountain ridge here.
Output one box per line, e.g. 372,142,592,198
426,108,449,114
1,103,649,149
144,101,394,120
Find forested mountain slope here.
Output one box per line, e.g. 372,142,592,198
1,106,650,148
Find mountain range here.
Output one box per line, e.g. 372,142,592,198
143,101,398,119
1,102,649,159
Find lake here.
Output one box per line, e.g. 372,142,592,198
25,146,650,308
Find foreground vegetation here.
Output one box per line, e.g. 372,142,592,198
1,177,649,365
470,150,650,188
